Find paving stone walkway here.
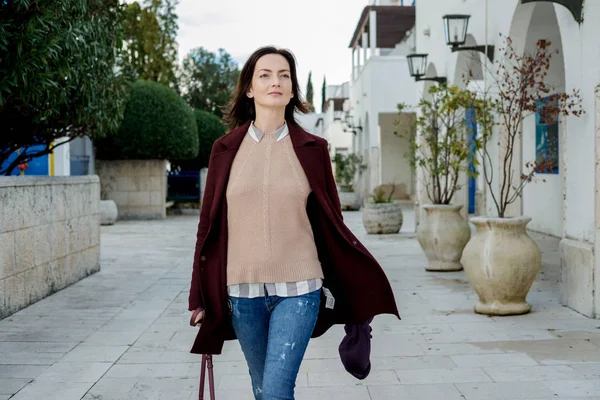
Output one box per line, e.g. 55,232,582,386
2,207,600,399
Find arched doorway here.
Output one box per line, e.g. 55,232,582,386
508,2,565,236
453,34,486,216
452,34,485,88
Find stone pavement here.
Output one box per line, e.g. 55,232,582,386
2,207,600,399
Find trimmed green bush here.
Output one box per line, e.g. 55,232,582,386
171,109,226,171
96,80,198,160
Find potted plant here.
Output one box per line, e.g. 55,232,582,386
332,152,367,211
396,84,474,271
363,185,403,234
462,37,584,315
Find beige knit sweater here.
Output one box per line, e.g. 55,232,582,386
225,125,324,285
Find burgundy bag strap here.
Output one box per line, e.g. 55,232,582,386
190,308,214,399
190,307,204,327
198,354,216,400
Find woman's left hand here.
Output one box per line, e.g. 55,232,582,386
190,308,205,328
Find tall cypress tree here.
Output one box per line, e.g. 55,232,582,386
306,71,315,113
321,75,327,113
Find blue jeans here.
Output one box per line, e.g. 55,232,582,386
229,289,321,400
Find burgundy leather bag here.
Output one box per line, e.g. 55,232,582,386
190,308,216,400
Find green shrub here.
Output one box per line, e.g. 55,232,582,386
96,80,198,160
171,109,226,171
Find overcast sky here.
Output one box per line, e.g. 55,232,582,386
143,0,372,112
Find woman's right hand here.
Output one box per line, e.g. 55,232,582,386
190,308,205,328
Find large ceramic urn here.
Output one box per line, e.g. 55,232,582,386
417,204,471,272
461,216,541,316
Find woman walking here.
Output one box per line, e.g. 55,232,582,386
189,46,399,400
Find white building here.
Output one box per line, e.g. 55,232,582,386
296,112,325,137
322,82,354,159
348,0,419,201
413,0,600,318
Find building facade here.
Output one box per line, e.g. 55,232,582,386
412,0,600,318
322,82,354,158
347,1,419,201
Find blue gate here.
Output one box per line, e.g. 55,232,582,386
465,107,477,214
167,170,201,201
70,155,90,176
1,145,49,176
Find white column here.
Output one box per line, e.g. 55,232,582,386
362,32,368,65
369,10,377,57
356,44,361,75
351,47,356,81
52,137,71,176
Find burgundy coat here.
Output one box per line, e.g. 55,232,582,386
188,120,400,355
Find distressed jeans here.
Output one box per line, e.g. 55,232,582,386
229,289,321,400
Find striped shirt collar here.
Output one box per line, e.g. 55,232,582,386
248,121,289,142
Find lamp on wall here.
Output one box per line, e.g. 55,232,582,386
442,14,495,62
343,112,362,135
406,54,447,84
520,0,583,23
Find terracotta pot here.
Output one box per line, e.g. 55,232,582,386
417,204,471,272
461,216,541,316
362,201,403,234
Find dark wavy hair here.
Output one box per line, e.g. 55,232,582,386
224,46,309,130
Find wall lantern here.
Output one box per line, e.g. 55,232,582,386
442,14,495,62
343,112,362,135
521,0,583,23
406,54,447,84
345,113,353,127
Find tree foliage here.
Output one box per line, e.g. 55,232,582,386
171,109,226,171
179,47,240,118
396,85,475,205
118,0,179,86
306,71,315,113
332,153,367,190
467,36,584,217
0,0,128,175
95,80,198,161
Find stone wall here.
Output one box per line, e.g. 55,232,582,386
96,159,167,220
0,176,100,319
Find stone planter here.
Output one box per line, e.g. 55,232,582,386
96,159,167,220
362,201,403,234
100,200,118,225
0,176,100,318
337,184,361,211
461,216,541,316
417,204,471,272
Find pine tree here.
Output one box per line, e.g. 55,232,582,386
321,75,327,113
306,71,315,113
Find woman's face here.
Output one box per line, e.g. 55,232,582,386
247,54,294,111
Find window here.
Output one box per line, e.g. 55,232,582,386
535,96,559,174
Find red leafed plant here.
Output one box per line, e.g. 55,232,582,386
467,35,584,218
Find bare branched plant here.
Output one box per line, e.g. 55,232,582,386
466,35,584,218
